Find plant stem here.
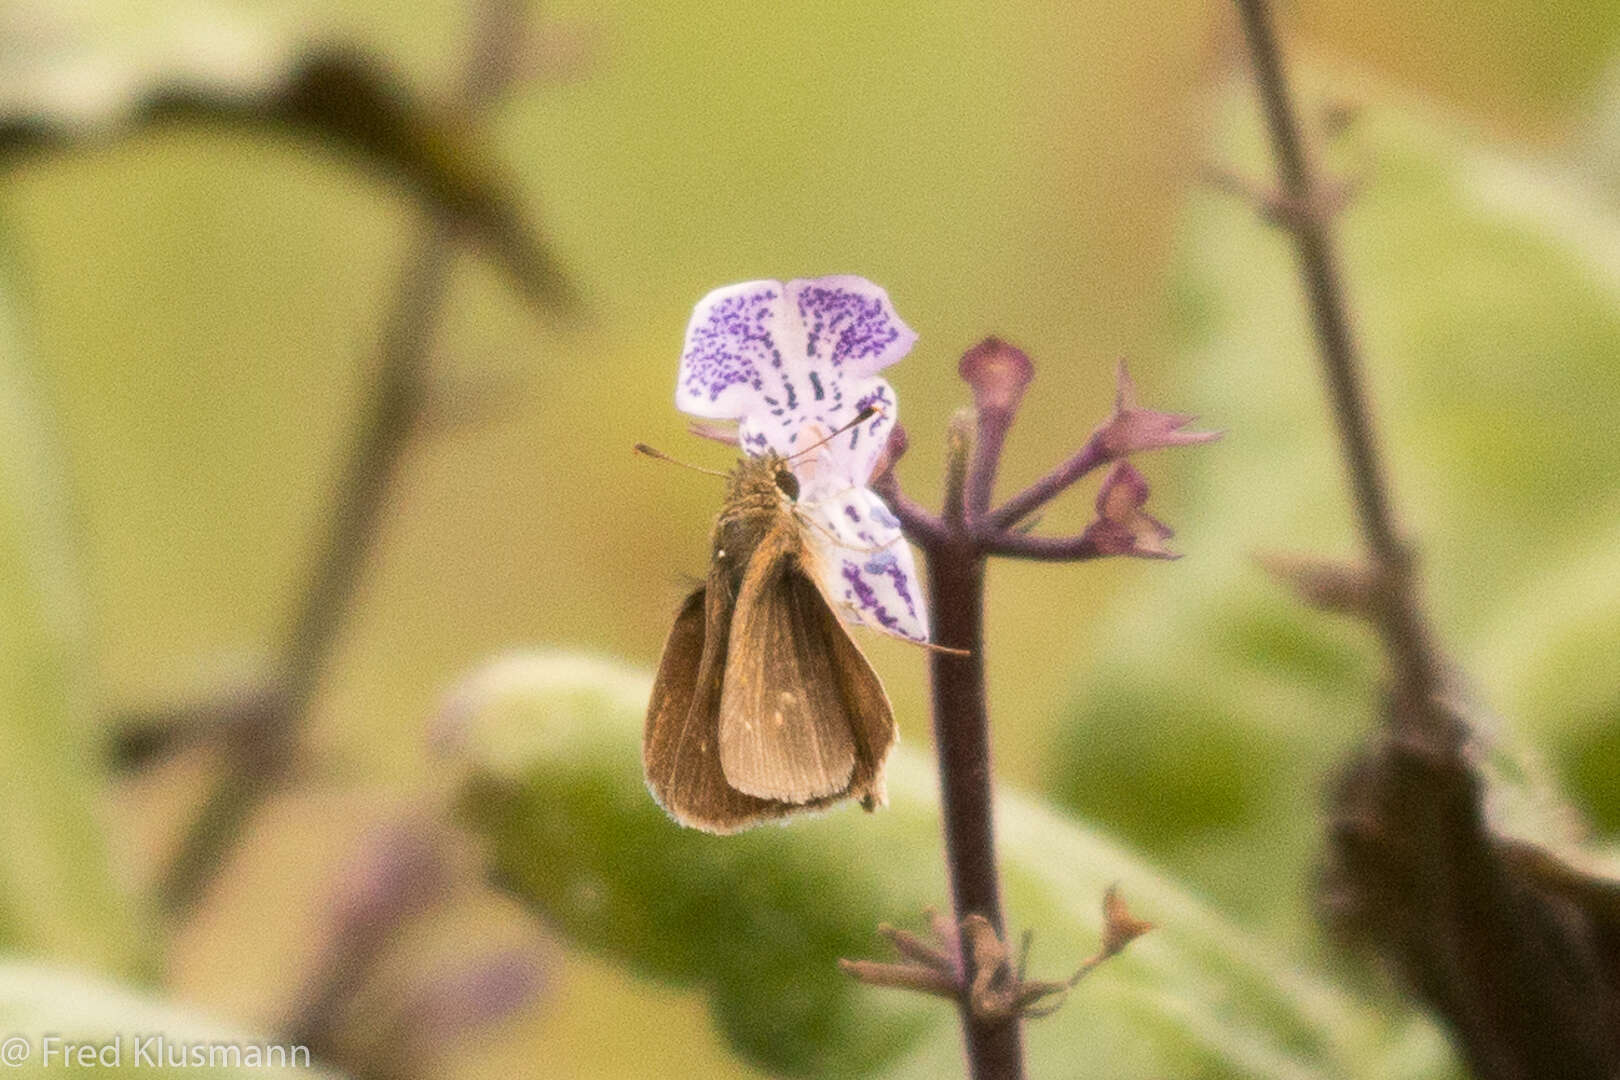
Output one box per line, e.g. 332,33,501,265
1229,0,1444,713
922,537,1024,1080
1231,5,1620,1076
157,0,533,918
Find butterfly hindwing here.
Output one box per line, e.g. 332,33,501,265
644,586,792,833
644,452,903,832
798,569,896,808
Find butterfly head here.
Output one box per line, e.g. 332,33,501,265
726,451,801,512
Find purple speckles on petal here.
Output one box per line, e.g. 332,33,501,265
803,490,928,642
790,279,915,376
842,560,900,631
863,550,897,573
843,504,862,523
883,559,918,619
677,283,788,418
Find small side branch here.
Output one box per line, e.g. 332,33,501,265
985,440,1108,535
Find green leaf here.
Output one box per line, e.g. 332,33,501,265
0,273,148,977
1048,71,1620,921
446,651,1450,1080
0,962,341,1078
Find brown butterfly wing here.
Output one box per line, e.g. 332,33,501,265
644,584,800,834
718,520,891,804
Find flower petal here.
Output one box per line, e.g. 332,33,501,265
676,279,790,418
800,488,929,643
677,276,916,436
787,276,917,378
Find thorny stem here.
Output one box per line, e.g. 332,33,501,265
1229,0,1446,717
157,0,537,918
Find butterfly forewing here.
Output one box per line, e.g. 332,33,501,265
718,522,857,803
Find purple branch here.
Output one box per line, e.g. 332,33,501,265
922,543,1024,1080
1228,0,1442,713
1230,4,1620,1076
981,532,1111,562
983,439,1109,534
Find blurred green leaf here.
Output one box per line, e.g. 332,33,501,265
0,274,147,977
0,4,570,306
446,651,1451,1079
0,962,341,1078
1049,72,1620,921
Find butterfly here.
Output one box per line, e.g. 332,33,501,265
642,277,929,833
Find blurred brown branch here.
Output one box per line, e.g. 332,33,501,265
0,38,573,307
157,0,558,920
1228,2,1620,1076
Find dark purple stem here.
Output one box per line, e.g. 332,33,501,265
1231,6,1620,1078
982,532,1118,562
922,537,1024,1080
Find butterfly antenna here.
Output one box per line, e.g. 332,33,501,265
788,404,883,462
633,443,729,478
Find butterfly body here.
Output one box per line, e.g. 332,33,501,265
644,453,897,834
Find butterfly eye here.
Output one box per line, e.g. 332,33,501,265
774,470,800,500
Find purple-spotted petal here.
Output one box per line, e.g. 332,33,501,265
786,276,917,378
801,488,929,643
677,276,916,440
676,280,789,418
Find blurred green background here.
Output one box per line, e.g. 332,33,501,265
4,0,1620,1077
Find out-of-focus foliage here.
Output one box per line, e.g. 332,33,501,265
1050,73,1620,927
0,963,343,1079
0,2,568,303
448,652,1456,1080
0,272,147,978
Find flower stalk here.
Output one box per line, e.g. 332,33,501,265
1225,0,1445,722
866,340,1214,1080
